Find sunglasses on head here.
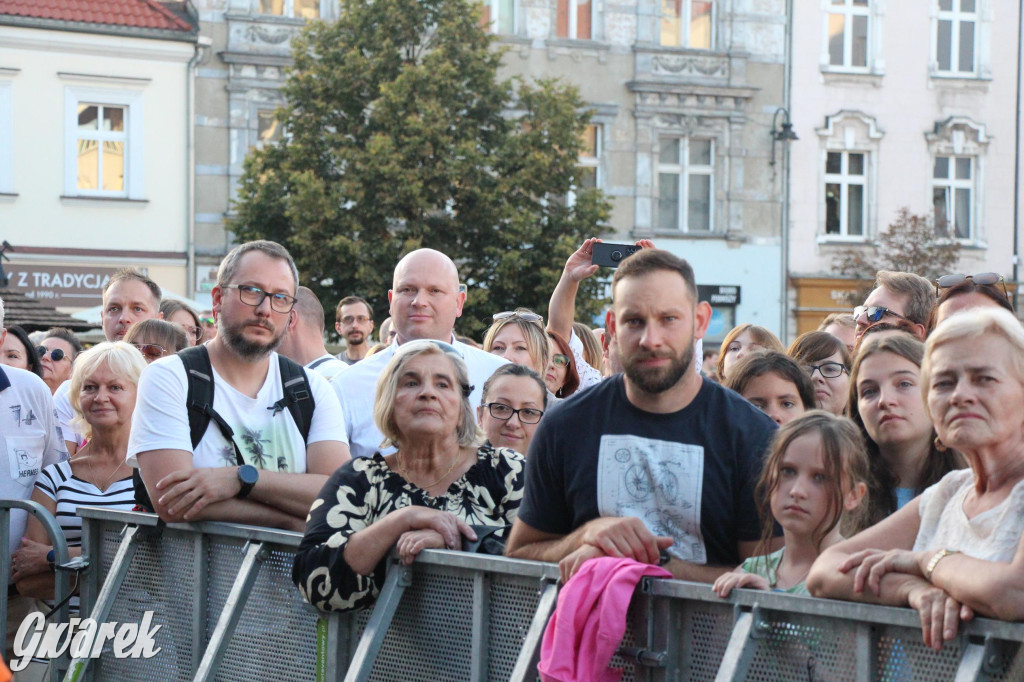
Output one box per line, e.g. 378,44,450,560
935,272,1009,300
131,343,168,362
493,310,543,323
35,347,67,362
853,305,911,325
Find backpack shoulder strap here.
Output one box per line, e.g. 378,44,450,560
179,345,215,450
270,354,315,443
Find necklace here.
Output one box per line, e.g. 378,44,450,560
395,449,463,491
87,457,127,492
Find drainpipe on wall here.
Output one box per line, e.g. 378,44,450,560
187,35,213,298
779,0,794,341
1014,0,1022,312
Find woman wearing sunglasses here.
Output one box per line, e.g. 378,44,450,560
930,272,1014,331
787,331,851,416
124,319,189,364
38,327,82,394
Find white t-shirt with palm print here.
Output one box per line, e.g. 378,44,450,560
127,352,346,471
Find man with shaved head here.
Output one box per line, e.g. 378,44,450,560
331,248,508,458
279,287,349,381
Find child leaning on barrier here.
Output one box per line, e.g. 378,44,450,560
713,412,870,597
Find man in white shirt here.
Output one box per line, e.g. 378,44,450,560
128,241,351,531
331,249,507,458
334,296,374,365
0,296,67,657
279,287,349,382
56,268,163,454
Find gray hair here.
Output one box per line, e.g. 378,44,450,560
217,240,299,293
374,340,481,450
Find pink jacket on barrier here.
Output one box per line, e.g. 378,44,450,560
538,556,672,682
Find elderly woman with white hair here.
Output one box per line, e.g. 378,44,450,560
12,342,147,608
809,307,1024,650
293,340,524,613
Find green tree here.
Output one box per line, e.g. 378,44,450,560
830,207,961,304
231,0,611,338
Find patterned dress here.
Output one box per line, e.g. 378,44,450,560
292,444,524,612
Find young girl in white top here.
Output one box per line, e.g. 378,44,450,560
713,411,870,596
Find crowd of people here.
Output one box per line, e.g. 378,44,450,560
1,236,1022,670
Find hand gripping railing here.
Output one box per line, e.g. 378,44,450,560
0,499,74,682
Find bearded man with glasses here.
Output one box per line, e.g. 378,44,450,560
127,240,350,530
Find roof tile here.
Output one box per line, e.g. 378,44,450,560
0,0,194,33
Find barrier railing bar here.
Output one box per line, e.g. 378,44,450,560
192,540,268,682
322,614,354,681
647,581,673,681
0,502,73,682
75,507,302,548
470,570,490,682
192,531,208,672
63,523,145,682
508,578,558,682
855,621,876,681
954,635,999,682
342,561,412,682
715,606,759,682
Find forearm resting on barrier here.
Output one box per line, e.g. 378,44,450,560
506,516,672,565
928,535,1024,622
343,508,476,576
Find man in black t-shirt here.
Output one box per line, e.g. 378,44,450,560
506,248,778,583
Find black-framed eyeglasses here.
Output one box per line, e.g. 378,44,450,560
808,361,847,379
131,343,168,362
935,272,1009,300
493,310,543,323
853,305,911,325
551,353,570,368
223,284,297,313
35,347,67,363
481,402,544,424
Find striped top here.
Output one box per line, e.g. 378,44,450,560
34,460,135,612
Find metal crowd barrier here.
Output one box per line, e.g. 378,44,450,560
0,499,73,682
74,507,1024,681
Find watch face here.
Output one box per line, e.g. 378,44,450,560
239,465,259,485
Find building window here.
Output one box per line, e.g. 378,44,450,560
826,0,870,69
566,124,600,207
481,0,516,34
657,138,713,232
933,156,973,240
257,110,283,146
64,87,144,199
258,0,319,19
935,0,977,74
556,0,592,40
660,0,713,49
824,151,866,237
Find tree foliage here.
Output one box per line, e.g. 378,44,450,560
230,0,611,338
831,207,961,283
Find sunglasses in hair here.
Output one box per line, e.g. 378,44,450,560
935,272,1009,300
493,310,543,323
131,343,168,362
853,305,911,325
35,347,67,363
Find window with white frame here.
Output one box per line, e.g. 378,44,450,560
657,138,714,232
933,156,974,240
935,0,977,75
481,0,516,34
824,151,867,237
257,0,319,19
556,0,592,40
566,124,601,207
65,87,144,199
257,110,284,146
826,0,870,69
660,0,713,49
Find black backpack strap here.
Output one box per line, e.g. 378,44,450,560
269,354,315,443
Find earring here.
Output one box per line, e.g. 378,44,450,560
934,436,947,453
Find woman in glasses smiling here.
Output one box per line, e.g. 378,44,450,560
788,331,851,417
478,364,547,456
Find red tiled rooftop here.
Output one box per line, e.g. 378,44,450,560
0,0,193,33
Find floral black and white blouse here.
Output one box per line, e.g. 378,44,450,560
292,444,524,612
